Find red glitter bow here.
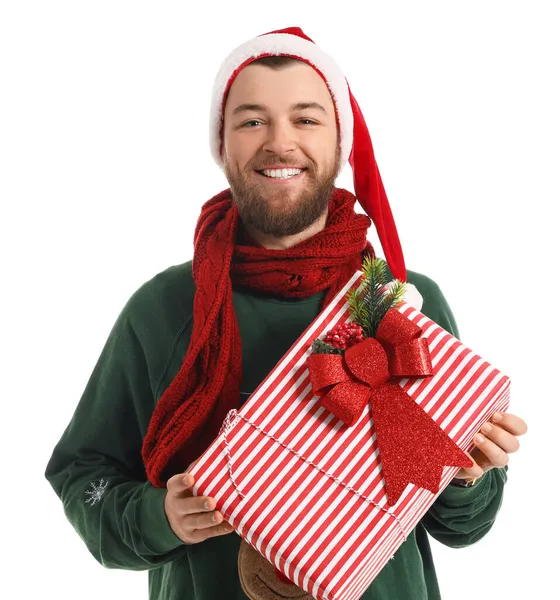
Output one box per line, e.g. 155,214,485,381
307,308,472,506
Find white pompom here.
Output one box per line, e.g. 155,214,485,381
383,280,423,311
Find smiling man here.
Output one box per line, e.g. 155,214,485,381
45,27,527,600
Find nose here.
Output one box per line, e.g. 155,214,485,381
262,121,297,155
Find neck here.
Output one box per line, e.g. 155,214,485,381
241,211,329,250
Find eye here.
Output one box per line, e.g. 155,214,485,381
241,120,262,128
298,119,317,125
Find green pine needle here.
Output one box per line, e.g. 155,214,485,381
345,258,406,338
346,287,370,334
381,280,406,312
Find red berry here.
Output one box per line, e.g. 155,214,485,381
323,321,365,350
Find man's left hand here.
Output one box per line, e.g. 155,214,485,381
454,411,528,481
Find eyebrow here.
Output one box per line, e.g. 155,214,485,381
232,101,328,115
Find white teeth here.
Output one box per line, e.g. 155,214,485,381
261,168,303,179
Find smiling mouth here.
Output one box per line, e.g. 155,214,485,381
255,168,307,181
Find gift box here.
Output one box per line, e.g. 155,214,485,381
189,270,510,600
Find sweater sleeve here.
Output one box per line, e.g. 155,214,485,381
408,272,508,548
45,288,188,570
421,467,507,548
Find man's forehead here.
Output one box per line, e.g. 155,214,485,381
224,62,335,115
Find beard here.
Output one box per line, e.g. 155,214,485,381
223,151,340,238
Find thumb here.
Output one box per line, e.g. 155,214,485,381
186,455,202,474
455,450,484,480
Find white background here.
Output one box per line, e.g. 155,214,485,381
1,1,558,598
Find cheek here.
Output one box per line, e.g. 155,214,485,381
304,125,338,161
309,137,338,169
223,129,262,168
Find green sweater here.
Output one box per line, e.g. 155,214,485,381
45,260,507,600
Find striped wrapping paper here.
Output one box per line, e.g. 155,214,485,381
190,271,511,600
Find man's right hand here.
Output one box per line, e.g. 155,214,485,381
164,471,234,544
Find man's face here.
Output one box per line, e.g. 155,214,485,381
222,61,340,237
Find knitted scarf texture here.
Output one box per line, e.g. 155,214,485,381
142,187,374,486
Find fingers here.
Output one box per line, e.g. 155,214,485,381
491,412,528,436
186,456,201,472
473,431,509,468
167,471,195,498
187,521,235,544
164,464,236,545
480,421,520,454
187,508,225,530
455,412,526,480
179,495,218,518
456,451,485,479
168,475,222,519
164,491,234,543
178,499,235,543
168,454,201,498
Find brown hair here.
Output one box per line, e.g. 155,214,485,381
250,55,302,69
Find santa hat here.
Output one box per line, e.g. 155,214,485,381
209,26,407,282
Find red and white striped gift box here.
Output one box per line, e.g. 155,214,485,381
190,271,511,600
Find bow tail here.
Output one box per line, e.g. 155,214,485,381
371,384,473,506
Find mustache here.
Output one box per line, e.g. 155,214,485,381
249,158,312,171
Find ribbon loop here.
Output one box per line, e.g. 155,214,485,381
376,309,433,377
321,381,371,427
308,353,350,393
389,338,433,377
376,308,422,345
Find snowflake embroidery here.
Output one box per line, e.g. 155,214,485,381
85,478,108,506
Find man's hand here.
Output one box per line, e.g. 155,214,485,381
455,411,528,481
164,469,234,544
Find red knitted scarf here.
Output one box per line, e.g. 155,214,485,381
142,187,374,487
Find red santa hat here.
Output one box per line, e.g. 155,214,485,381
209,26,407,282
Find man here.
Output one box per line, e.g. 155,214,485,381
45,27,527,599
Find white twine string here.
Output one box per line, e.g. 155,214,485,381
219,409,407,543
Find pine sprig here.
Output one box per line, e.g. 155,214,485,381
345,257,406,338
310,258,408,354
362,255,391,289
